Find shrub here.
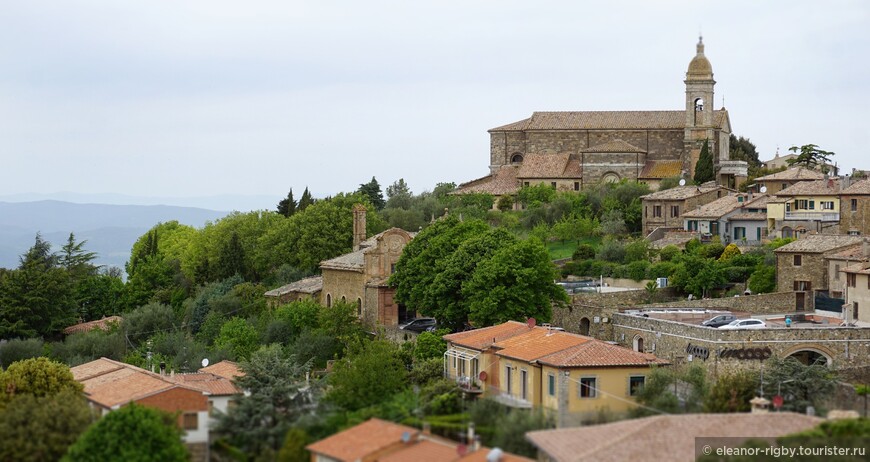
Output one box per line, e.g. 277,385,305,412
698,243,725,260
748,266,776,294
626,260,650,281
572,244,596,261
659,245,681,262
646,261,679,279
0,338,44,369
718,243,741,261
597,239,626,263
624,239,652,263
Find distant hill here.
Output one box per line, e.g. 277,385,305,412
0,201,229,271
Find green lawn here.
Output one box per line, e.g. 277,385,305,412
547,236,601,260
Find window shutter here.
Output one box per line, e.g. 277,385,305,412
809,200,815,209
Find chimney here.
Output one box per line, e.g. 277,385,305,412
352,204,367,251
159,361,166,375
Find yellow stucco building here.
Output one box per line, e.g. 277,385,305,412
443,321,667,427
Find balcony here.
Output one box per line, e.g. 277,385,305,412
456,375,484,394
784,211,839,222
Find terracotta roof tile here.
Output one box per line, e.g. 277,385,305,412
639,161,682,179
458,449,534,462
641,185,723,201
494,329,589,362
537,341,667,368
489,110,728,131
453,167,520,196
517,154,581,179
306,418,417,462
199,360,244,380
775,179,840,196
443,321,532,350
379,440,459,462
580,140,646,153
264,276,323,297
169,373,241,396
755,167,825,182
682,195,742,219
774,235,863,254
526,413,823,462
841,178,870,195
728,212,767,221
63,316,123,335
829,245,869,260
71,358,201,409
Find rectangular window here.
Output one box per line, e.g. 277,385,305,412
671,205,680,218
520,369,528,400
852,199,858,212
523,181,530,187
793,254,802,266
574,182,580,191
794,280,812,291
848,273,856,288
505,366,512,395
453,355,457,370
867,275,870,290
821,201,835,210
835,264,840,280
629,376,646,396
782,183,788,190
471,359,479,380
849,230,861,236
579,377,597,398
459,359,466,376
183,413,198,430
390,263,396,274
653,206,662,218
548,373,555,396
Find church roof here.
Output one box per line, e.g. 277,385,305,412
639,160,682,179
453,166,520,195
580,139,646,153
516,153,582,179
686,37,714,79
489,110,728,132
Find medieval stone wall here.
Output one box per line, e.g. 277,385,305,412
320,268,365,309
839,196,870,235
638,292,797,314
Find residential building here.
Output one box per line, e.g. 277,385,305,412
443,321,667,426
171,369,242,428
774,235,863,311
751,166,824,195
320,206,415,326
453,38,747,199
682,192,768,244
526,413,823,462
199,359,243,381
264,276,323,308
63,316,122,335
838,178,870,236
825,245,868,301
640,184,730,236
71,358,212,459
842,263,870,324
305,418,532,462
767,178,841,238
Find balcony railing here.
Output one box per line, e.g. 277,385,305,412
784,211,839,222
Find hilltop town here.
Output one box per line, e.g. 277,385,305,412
2,38,870,462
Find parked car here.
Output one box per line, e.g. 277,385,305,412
718,319,767,330
399,317,437,333
701,314,737,328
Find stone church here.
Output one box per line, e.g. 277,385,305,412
455,38,747,196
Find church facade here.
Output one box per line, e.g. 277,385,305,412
456,38,747,196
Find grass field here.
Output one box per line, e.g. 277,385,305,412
547,236,602,260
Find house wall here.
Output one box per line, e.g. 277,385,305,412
321,268,366,310
135,387,209,444
840,196,870,235
728,219,767,243
444,345,500,394
776,251,828,310
554,365,652,423
845,273,870,324
642,188,725,236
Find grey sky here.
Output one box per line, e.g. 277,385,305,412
1,1,868,209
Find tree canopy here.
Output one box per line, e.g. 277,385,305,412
694,139,715,184
787,143,836,173
357,177,386,210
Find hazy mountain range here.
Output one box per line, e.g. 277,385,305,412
0,200,232,271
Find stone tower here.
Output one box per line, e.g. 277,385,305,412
684,36,717,177
352,204,367,251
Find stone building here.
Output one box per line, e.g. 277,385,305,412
319,206,415,326
682,192,768,244
750,167,825,195
640,184,731,237
774,235,863,311
455,38,747,198
838,178,870,236
825,245,868,300
842,262,870,324
263,276,323,308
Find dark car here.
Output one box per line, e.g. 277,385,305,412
701,314,737,328
399,317,437,333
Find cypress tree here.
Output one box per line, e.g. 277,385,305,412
693,139,715,184
298,187,314,212
277,189,297,217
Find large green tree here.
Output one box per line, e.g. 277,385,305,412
0,357,82,407
298,187,314,212
357,177,386,210
277,188,297,217
326,339,408,411
693,139,715,184
0,391,95,462
214,317,259,361
64,404,188,462
464,239,568,326
787,143,836,173
214,345,320,459
728,134,760,169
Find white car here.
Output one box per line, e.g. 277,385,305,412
718,319,767,330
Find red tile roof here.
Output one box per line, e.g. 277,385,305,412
379,440,459,462
639,161,682,179
443,321,533,350
537,340,667,368
63,316,123,335
489,110,729,131
169,372,241,396
454,167,520,196
306,418,417,462
199,360,244,380
71,358,206,409
516,154,581,179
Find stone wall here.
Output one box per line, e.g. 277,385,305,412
321,268,366,309
840,196,870,235
610,312,870,375
776,251,827,310
638,291,797,315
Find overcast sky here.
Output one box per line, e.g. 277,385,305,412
1,1,868,209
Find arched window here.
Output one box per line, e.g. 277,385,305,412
357,298,362,316
341,296,346,304
511,153,524,164
602,172,620,183
694,97,704,125
326,294,332,308
579,318,591,336
633,335,644,352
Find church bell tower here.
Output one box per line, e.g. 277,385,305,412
684,36,717,176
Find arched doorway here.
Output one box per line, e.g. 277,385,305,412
633,335,644,352
787,349,832,367
579,318,591,336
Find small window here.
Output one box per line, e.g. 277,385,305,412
472,359,479,379
505,366,512,394
183,413,198,430
849,230,861,236
629,376,645,396
326,294,332,307
653,206,662,218
548,373,556,396
459,359,466,376
849,273,859,288
793,255,802,266
574,182,580,191
671,205,679,218
782,183,788,190
520,369,528,400
390,263,396,274
852,199,858,212
835,264,840,280
821,201,835,210
357,298,362,316
551,182,557,189
579,377,597,398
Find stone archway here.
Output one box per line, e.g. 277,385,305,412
781,344,835,367
633,335,644,352
579,317,591,336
